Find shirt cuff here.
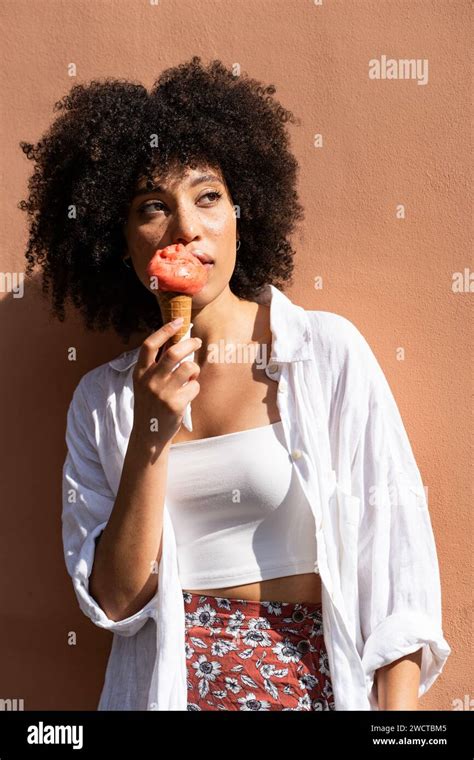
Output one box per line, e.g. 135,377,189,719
361,610,452,708
71,521,159,637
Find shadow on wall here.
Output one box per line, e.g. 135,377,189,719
0,270,143,709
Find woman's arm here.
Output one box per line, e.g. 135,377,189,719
375,647,423,710
89,429,171,621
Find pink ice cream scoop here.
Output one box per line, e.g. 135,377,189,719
146,243,209,295
146,243,209,344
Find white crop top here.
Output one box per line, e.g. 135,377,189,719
166,420,318,588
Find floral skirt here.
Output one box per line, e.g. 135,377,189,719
183,590,336,711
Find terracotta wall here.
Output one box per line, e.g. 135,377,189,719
0,0,470,710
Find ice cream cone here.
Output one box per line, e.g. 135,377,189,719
157,291,193,344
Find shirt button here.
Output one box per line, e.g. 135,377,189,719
267,363,279,375
291,448,302,460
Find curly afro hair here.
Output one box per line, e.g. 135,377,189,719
19,56,305,344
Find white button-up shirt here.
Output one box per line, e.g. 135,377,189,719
62,283,451,710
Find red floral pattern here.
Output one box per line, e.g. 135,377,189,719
183,590,336,711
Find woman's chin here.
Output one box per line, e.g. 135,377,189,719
191,292,211,310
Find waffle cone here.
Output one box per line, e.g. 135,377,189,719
157,292,193,343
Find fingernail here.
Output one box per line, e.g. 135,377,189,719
171,317,184,326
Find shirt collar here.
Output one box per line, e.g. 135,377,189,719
108,283,312,372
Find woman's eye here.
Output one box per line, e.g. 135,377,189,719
139,201,164,214
200,191,222,203
138,191,221,215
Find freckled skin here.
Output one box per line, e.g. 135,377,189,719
123,162,238,310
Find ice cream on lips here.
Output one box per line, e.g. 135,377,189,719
146,243,210,343
145,243,211,434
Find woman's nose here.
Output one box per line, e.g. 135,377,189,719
169,203,199,240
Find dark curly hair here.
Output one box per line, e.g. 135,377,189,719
19,56,305,344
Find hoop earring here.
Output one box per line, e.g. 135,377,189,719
123,256,132,269
236,240,241,251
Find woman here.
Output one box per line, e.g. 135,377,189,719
19,57,451,711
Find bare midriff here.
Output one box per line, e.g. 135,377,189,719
183,571,322,604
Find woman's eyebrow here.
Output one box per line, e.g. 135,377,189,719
132,173,224,199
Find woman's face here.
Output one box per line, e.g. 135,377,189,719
123,163,239,307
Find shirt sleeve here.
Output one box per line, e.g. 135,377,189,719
61,375,159,637
331,317,452,708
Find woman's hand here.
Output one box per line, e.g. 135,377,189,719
132,319,202,447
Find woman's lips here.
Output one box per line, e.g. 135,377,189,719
188,248,214,265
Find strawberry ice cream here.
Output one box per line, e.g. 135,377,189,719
146,243,209,343
146,243,209,296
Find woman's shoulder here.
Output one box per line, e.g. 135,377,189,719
304,309,376,373
304,309,400,426
70,346,140,409
107,345,141,372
